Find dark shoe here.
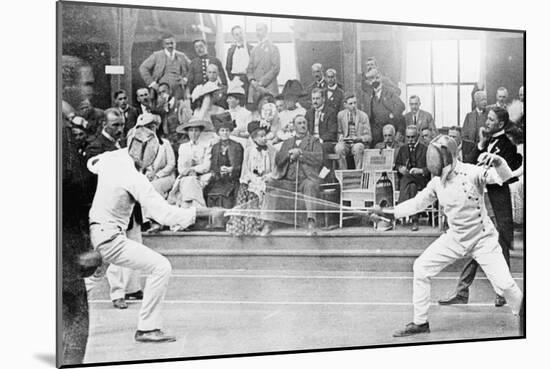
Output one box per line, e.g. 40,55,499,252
135,329,176,343
306,219,318,236
112,298,128,309
393,322,430,337
411,222,419,232
495,295,507,307
260,224,272,237
125,290,143,301
438,295,469,305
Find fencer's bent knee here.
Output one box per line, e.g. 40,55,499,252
413,257,429,279
154,256,172,277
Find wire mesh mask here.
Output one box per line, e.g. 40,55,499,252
426,135,458,183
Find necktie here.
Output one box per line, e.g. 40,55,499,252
408,145,415,168
413,114,417,126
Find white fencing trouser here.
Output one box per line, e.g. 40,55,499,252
105,222,143,300
412,232,523,325
84,220,142,300
90,225,172,331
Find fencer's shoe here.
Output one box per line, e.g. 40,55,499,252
438,295,468,305
495,295,507,307
306,218,318,236
393,322,430,337
135,329,176,343
260,223,273,237
125,290,144,300
112,298,128,309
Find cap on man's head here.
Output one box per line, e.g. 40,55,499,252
135,113,160,128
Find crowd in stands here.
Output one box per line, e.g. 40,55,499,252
62,22,525,236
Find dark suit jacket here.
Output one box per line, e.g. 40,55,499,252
462,109,487,144
85,133,120,162
225,43,253,80
363,87,406,145
470,132,522,250
273,134,323,183
305,105,338,143
210,139,244,182
187,55,227,96
120,105,139,136
326,86,345,113
394,142,429,189
460,139,477,164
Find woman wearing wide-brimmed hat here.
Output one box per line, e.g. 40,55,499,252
226,120,277,236
167,117,212,224
205,112,244,212
189,81,225,128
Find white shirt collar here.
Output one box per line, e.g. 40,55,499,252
491,129,506,139
101,129,118,144
164,49,175,59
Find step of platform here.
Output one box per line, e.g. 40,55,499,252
142,228,524,273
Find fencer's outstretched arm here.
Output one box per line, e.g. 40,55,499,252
393,179,438,219
129,172,197,229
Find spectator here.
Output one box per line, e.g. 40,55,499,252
305,63,328,97
77,99,104,138
204,63,228,109
362,56,401,96
139,33,191,100
188,39,227,97
135,87,161,116
206,112,244,209
190,81,226,144
505,125,524,225
363,68,406,147
85,108,124,159
374,124,402,163
275,80,307,144
225,25,253,98
404,95,437,136
447,126,476,164
334,94,372,169
275,95,285,113
261,115,323,236
394,125,429,231
462,90,488,144
470,81,485,111
487,86,509,110
226,120,277,236
113,89,139,137
155,82,185,145
420,128,434,146
305,88,338,167
247,23,280,106
325,68,345,113
168,117,212,213
226,78,252,143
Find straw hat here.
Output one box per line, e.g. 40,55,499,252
175,116,209,134
191,81,222,102
226,77,246,97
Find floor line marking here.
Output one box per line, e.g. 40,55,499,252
150,274,523,281
89,300,504,307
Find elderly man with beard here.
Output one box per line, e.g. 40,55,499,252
261,115,323,236
372,135,523,337
88,126,223,342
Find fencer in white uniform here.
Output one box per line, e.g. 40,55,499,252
87,127,222,343
373,135,523,337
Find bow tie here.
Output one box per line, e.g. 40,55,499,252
255,144,268,152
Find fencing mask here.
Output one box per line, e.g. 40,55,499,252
426,135,458,183
128,127,160,170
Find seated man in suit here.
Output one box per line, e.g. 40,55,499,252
334,94,372,169
325,68,345,113
305,88,338,167
374,124,402,163
261,115,323,236
394,125,430,231
404,95,437,137
204,63,228,109
447,126,476,164
420,128,434,146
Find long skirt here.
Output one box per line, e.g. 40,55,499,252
226,183,264,236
